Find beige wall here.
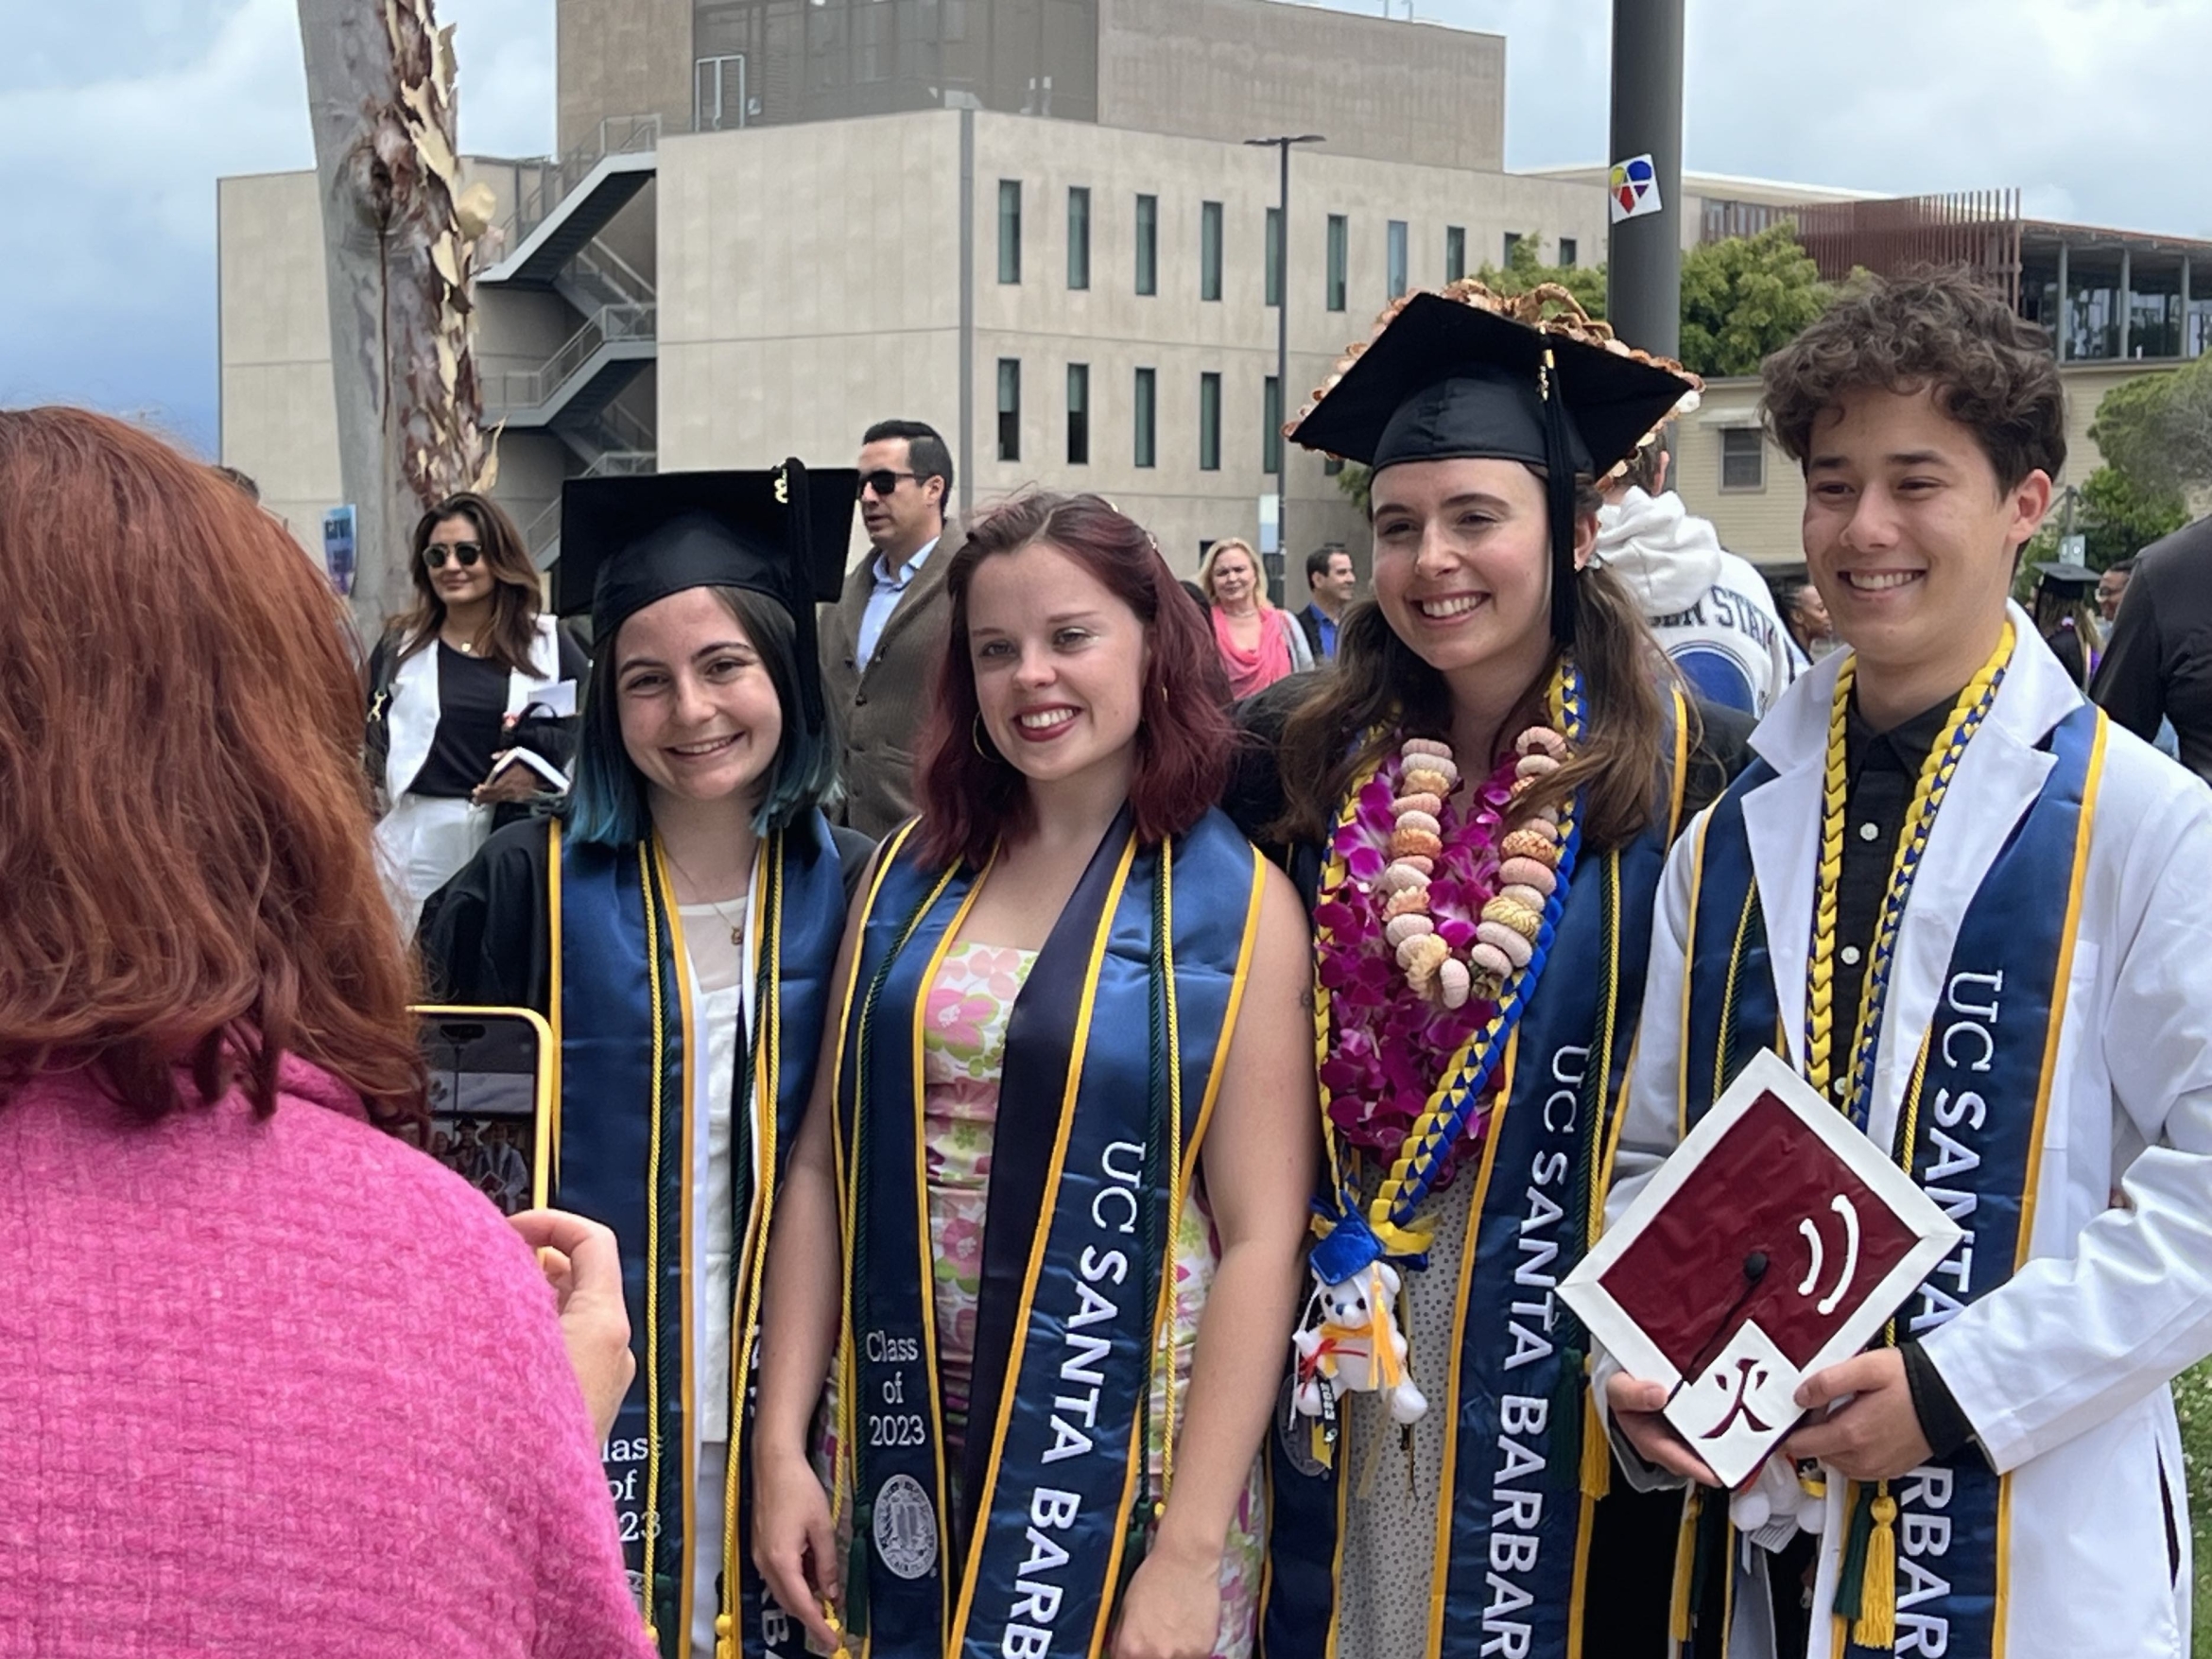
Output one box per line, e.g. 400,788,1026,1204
1679,361,2177,573
218,170,343,558
656,109,1604,576
1097,0,1504,173
557,0,692,155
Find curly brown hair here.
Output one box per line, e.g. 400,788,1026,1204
1760,270,2065,493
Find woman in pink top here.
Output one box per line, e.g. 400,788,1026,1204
0,408,653,1659
1200,539,1313,698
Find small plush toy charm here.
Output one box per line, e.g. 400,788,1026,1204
1291,1259,1428,1426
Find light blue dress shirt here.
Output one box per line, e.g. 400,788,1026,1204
855,536,939,667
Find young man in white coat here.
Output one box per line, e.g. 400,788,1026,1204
1599,271,2212,1659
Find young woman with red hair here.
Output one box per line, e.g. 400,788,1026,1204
0,407,649,1658
752,493,1318,1659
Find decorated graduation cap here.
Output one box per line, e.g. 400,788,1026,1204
1290,283,1701,644
1560,1051,1961,1489
554,461,858,732
2033,560,2100,600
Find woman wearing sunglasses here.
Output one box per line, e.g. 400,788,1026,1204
366,491,586,932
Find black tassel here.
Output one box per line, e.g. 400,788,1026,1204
1540,349,1580,648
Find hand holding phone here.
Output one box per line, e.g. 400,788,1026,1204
510,1208,636,1443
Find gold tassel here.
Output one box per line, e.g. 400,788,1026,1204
1851,1492,1899,1649
1579,1391,1612,1500
715,1613,734,1659
1668,1489,1700,1645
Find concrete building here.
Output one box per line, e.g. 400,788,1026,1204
217,0,2212,606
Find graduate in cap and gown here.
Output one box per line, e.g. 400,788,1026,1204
420,463,873,1659
752,492,1318,1659
2030,559,2102,689
1599,271,2212,1658
1223,281,1752,1659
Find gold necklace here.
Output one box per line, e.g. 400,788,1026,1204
662,846,751,946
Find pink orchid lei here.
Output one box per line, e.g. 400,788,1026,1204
1312,739,1521,1182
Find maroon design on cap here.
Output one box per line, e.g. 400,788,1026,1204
1598,1090,1921,1374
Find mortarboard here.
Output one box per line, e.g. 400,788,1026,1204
2033,560,2099,600
1561,1049,1962,1489
1289,285,1700,645
554,462,858,732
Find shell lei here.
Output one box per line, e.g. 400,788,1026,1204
1304,658,1587,1292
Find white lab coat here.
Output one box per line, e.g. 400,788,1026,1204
1602,608,2212,1658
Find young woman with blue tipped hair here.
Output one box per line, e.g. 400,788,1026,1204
421,465,873,1659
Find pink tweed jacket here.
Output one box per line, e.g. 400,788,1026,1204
0,1056,654,1659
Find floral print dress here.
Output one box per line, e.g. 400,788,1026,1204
923,940,1265,1658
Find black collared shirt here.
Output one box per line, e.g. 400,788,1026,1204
1833,685,1978,1461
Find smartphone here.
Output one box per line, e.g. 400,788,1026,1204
412,1006,554,1215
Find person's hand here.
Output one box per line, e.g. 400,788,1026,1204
1781,1348,1930,1482
473,756,549,806
752,1448,841,1653
1605,1373,1722,1486
509,1208,634,1443
1111,1538,1223,1659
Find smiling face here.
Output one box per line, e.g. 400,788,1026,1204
1207,544,1259,609
966,540,1148,798
1801,385,2050,715
1370,457,1585,692
424,512,495,609
613,587,786,814
1312,549,1357,611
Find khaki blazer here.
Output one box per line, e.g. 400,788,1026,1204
818,533,955,839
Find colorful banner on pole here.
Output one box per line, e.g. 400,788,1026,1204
1608,155,1662,224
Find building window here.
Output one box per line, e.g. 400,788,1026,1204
1066,364,1090,465
1720,427,1765,491
1267,206,1284,308
1445,225,1465,285
997,181,1021,284
1135,194,1158,296
1386,220,1408,301
997,358,1021,462
1134,368,1157,468
1559,236,1578,268
1199,373,1221,472
1263,374,1284,475
1201,200,1224,302
1502,231,1522,264
1067,187,1090,290
1326,214,1348,312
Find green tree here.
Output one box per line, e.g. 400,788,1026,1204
1335,460,1373,514
1478,235,1609,321
2089,358,2212,501
1677,224,1838,379
2024,464,2190,577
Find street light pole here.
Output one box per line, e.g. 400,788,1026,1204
1246,132,1324,606
1605,0,1685,357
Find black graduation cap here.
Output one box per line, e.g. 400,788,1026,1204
1291,290,1697,643
554,462,858,731
2033,560,2099,599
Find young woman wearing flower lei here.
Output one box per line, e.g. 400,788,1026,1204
1225,283,1754,1659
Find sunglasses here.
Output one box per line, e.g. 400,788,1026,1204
423,543,483,570
856,470,919,500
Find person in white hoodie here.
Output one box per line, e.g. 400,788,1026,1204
1598,433,1803,715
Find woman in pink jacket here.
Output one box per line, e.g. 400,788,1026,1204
0,407,651,1659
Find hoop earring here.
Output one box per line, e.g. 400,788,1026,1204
972,712,998,760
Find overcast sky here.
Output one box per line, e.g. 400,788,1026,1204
5,0,2203,456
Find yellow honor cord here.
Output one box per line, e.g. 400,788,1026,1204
640,843,667,1627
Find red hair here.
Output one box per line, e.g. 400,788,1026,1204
916,493,1237,871
0,408,425,1128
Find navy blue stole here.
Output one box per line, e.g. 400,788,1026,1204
550,813,850,1659
835,809,1264,1659
1681,707,2105,1659
1261,808,1684,1659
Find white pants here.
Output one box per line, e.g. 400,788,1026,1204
372,793,491,941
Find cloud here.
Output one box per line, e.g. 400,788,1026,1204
7,0,2204,454
0,0,551,454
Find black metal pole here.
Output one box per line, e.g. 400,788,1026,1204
1275,137,1291,605
1605,0,1685,358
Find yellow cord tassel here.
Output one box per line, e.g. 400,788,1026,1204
715,1613,734,1659
1852,1492,1899,1649
1579,1391,1612,1500
1668,1489,1701,1645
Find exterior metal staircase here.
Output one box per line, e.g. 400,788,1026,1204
479,116,661,290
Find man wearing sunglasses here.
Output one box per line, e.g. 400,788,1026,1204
820,418,957,837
